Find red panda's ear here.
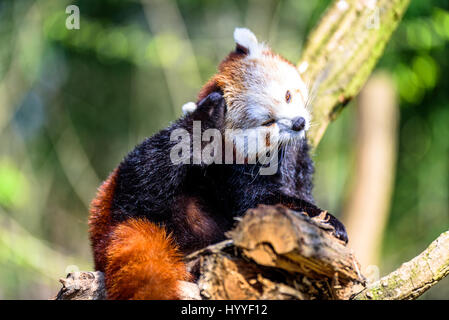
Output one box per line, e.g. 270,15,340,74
233,28,259,57
235,43,249,55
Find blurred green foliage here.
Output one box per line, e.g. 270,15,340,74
0,160,29,208
0,0,448,299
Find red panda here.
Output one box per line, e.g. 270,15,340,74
88,28,347,300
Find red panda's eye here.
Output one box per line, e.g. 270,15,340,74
285,90,292,103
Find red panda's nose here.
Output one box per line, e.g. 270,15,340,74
292,117,306,131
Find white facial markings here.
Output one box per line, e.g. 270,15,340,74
241,55,311,131
224,120,280,164
225,27,311,158
278,118,293,128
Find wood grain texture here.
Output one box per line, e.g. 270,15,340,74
55,207,449,300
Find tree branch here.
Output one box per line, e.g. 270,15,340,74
55,210,449,300
56,205,365,300
299,0,410,148
353,231,449,300
55,0,430,301
197,205,365,300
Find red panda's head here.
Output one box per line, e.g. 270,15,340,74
198,28,310,161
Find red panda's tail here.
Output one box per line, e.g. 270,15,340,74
104,218,190,300
89,170,190,300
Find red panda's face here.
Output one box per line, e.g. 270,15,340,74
220,28,311,161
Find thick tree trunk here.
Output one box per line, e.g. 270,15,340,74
343,72,398,270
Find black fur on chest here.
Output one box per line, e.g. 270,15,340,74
110,128,315,252
196,139,315,216
106,91,348,250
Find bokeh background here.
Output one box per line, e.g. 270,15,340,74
0,0,448,299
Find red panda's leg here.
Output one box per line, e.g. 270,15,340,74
104,218,191,300
260,194,348,243
285,198,347,243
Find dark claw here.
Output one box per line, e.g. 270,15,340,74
326,214,348,244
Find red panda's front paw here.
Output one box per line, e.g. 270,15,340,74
192,91,226,129
324,213,348,244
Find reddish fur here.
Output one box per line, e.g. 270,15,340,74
88,42,308,300
88,169,118,271
197,50,246,102
89,170,190,299
197,78,220,102
105,219,190,300
199,48,299,105
184,198,216,237
172,196,225,252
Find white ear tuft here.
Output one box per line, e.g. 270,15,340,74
234,28,259,55
182,102,197,115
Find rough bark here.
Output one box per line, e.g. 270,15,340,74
55,271,106,300
56,205,365,300
353,230,449,300
54,218,449,300
55,271,201,300
299,0,410,148
196,205,365,300
54,0,435,301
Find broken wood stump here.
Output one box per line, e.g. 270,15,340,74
56,204,365,300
